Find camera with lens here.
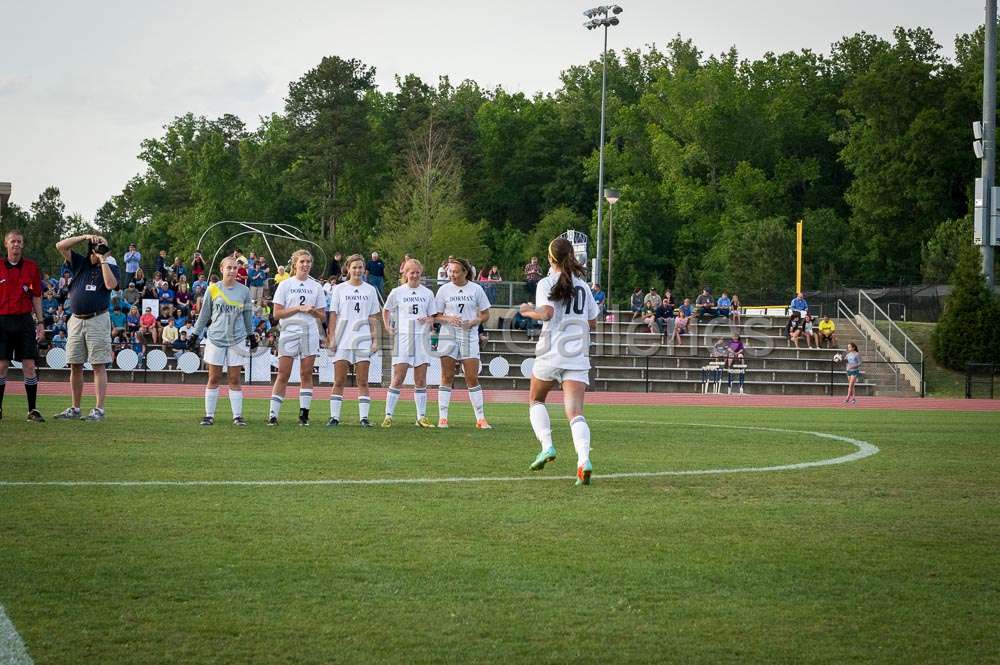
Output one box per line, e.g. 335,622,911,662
89,239,110,256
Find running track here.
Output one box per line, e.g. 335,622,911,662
21,382,1000,412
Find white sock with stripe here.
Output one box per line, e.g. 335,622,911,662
529,402,552,451
229,389,243,418
269,395,283,419
414,388,427,419
359,396,371,421
299,388,313,411
438,387,451,420
204,388,219,417
329,395,343,420
570,415,591,466
468,385,485,420
385,388,401,417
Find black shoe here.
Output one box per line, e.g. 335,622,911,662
27,409,45,423
232,416,248,427
267,416,279,427
326,417,339,427
299,408,310,426
200,416,214,426
359,418,373,428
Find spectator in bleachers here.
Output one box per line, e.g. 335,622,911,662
51,329,67,349
123,282,141,309
42,289,59,326
790,292,808,316
695,288,714,320
175,282,191,316
326,251,343,282
110,308,127,338
42,272,58,292
817,315,837,348
152,271,167,291
179,320,195,341
652,299,674,336
802,314,817,349
486,265,502,282
785,311,804,348
726,334,745,368
365,251,386,294
592,283,607,316
662,288,676,311
124,243,141,286
130,331,145,362
730,294,743,324
155,250,168,276
57,269,72,299
141,282,158,303
157,281,175,310
173,331,188,354
523,256,543,293
191,251,206,280
235,259,248,285
172,308,188,329
716,291,732,319
643,288,661,311
629,288,644,320
249,261,269,302
273,264,289,286
671,303,691,345
169,257,186,280
126,306,140,336
51,312,68,337
139,306,159,344
161,321,178,347
131,267,146,292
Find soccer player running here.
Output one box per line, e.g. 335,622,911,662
0,230,46,422
326,254,381,427
381,258,438,428
188,256,254,426
434,257,491,429
268,250,326,426
519,237,599,486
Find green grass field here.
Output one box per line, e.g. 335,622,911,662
2,396,999,664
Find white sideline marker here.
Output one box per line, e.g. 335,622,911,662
0,604,34,665
0,425,879,488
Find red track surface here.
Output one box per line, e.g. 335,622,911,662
20,382,1000,411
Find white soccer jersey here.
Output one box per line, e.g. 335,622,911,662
273,276,326,337
330,280,380,351
434,281,491,326
534,273,599,371
385,284,438,336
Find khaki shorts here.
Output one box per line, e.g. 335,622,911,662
66,312,113,365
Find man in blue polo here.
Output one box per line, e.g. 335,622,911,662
790,292,808,316
123,242,141,287
365,251,386,298
53,233,119,422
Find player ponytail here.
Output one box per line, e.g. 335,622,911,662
547,237,585,302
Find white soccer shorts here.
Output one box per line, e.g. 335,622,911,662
531,360,590,386
331,344,374,365
437,327,480,361
277,326,320,358
391,333,433,367
203,340,246,368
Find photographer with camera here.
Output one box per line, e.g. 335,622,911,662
52,234,119,422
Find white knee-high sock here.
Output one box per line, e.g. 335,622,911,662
529,402,553,450
438,387,451,420
359,395,371,421
229,389,243,418
299,388,313,411
570,415,591,466
468,385,485,420
205,387,219,417
269,394,283,419
385,387,401,417
414,388,427,418
329,394,343,420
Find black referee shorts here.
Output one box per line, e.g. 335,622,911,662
0,314,38,362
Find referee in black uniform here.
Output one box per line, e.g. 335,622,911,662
0,229,46,422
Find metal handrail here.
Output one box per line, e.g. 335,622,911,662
837,299,900,386
857,290,924,370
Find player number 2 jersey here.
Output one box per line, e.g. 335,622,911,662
534,273,599,370
272,276,326,336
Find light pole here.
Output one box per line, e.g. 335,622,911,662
583,4,623,287
604,187,620,313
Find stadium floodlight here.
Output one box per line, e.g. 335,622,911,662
581,4,623,286
975,140,985,159
974,120,984,140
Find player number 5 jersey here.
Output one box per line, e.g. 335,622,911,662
384,284,438,336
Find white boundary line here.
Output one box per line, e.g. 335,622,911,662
0,423,878,487
0,604,33,665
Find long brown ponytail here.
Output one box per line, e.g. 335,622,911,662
547,237,585,302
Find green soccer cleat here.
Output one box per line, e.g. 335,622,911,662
575,460,592,486
529,447,557,471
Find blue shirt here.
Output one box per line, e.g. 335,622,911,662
366,259,385,278
67,251,119,315
717,296,732,309
124,250,141,273
790,297,808,311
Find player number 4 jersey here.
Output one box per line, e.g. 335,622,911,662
534,273,599,371
330,280,380,349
